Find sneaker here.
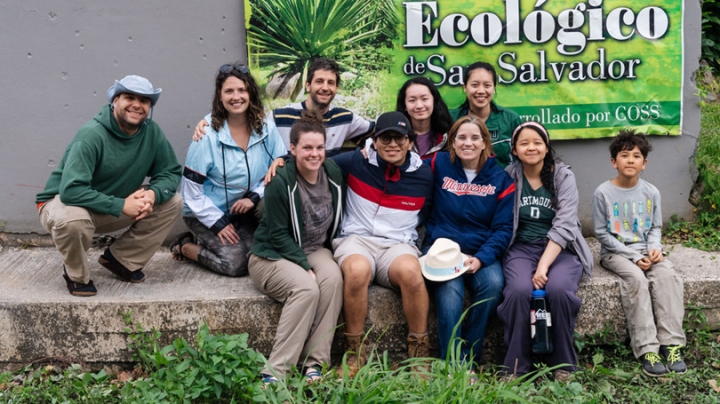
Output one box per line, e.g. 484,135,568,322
498,373,518,383
640,352,667,377
660,345,687,374
62,266,97,297
98,249,145,283
553,369,573,383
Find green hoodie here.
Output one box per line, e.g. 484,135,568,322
251,159,343,271
36,104,181,216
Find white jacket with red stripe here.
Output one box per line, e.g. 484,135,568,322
331,148,434,245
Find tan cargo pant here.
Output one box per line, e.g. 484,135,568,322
600,253,686,358
248,248,343,377
38,193,183,284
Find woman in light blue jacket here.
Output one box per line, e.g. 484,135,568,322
172,63,286,276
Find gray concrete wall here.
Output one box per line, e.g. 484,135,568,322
0,1,701,235
0,0,246,233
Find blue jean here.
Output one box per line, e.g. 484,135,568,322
432,259,504,367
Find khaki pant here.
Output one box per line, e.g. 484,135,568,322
38,193,183,284
248,248,343,377
600,254,686,358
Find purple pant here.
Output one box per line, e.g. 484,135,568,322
497,240,583,375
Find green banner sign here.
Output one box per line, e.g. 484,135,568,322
247,0,683,139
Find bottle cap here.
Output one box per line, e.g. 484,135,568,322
532,289,546,298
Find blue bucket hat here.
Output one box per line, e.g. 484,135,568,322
106,75,162,106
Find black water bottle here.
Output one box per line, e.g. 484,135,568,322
531,289,553,354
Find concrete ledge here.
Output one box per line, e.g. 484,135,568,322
1,240,719,371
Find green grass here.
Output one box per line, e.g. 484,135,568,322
2,307,719,403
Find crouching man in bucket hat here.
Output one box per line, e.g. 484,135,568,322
36,75,183,296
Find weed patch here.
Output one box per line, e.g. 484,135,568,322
120,312,266,403
2,310,720,403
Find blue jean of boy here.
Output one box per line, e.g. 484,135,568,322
432,259,504,367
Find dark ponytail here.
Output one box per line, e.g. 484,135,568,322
289,110,326,145
539,151,558,209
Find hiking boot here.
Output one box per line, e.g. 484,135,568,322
660,345,687,374
62,266,97,297
342,332,366,378
98,249,145,283
407,333,430,358
407,333,430,374
640,352,667,377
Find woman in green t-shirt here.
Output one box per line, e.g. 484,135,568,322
497,121,593,381
450,62,522,168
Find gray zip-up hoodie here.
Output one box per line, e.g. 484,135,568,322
505,161,594,277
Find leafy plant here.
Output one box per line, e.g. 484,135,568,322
696,101,720,210
0,364,123,403
122,311,164,371
122,312,266,403
247,0,399,99
665,211,720,251
665,99,720,251
702,0,720,73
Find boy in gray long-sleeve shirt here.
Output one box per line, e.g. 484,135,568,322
592,130,686,377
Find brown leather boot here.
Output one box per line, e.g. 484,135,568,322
407,332,430,358
407,333,430,374
343,332,366,378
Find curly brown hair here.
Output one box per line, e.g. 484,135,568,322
211,63,265,134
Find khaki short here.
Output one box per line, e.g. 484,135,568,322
332,235,420,289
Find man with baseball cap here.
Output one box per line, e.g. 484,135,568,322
331,111,434,375
36,75,182,296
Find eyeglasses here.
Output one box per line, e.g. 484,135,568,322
376,134,409,146
219,64,250,74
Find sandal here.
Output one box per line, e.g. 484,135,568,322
170,232,194,261
468,370,478,386
303,365,322,383
261,373,278,388
63,266,97,297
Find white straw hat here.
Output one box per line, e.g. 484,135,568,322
419,238,470,282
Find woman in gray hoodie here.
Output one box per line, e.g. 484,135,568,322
497,121,593,381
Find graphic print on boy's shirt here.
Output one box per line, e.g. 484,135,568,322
607,196,654,243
